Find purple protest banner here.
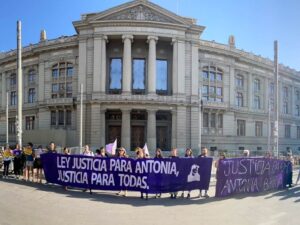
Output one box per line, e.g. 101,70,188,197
215,158,292,197
41,153,213,193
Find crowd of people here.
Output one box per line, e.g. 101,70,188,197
1,143,299,199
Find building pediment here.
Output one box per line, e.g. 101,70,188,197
73,0,205,34
100,4,178,24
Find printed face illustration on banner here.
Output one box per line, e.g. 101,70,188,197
187,164,200,182
41,154,213,193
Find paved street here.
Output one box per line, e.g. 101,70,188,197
0,170,299,225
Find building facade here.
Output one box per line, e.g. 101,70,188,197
0,0,300,154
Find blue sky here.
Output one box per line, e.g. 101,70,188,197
0,0,299,71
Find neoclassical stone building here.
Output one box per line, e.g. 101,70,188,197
0,0,300,154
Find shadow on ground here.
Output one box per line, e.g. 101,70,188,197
1,177,299,206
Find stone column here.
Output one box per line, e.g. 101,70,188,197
191,43,199,96
172,38,178,95
121,109,131,150
122,35,133,94
55,110,59,127
90,104,101,147
190,106,199,150
78,38,87,94
100,109,106,147
176,106,186,149
101,36,108,93
1,73,6,108
147,36,158,95
248,73,253,109
38,61,45,102
93,35,107,93
177,39,185,95
171,110,177,148
229,66,235,107
147,109,156,152
264,78,269,113
63,109,67,128
290,86,294,116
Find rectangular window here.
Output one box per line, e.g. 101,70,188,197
203,113,209,128
132,58,145,94
109,58,122,93
52,69,58,79
58,110,64,125
297,126,300,139
202,71,208,80
254,96,260,109
10,75,16,87
66,110,72,125
211,113,216,128
209,71,215,82
25,116,35,130
156,59,168,94
51,111,56,125
28,88,35,103
255,121,263,137
285,125,291,138
202,85,209,95
237,119,246,136
52,84,58,98
216,73,222,81
66,82,72,98
10,91,17,105
67,64,73,77
8,118,16,134
218,114,223,128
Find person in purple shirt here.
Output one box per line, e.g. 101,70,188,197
13,144,22,179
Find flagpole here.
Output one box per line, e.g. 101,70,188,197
17,20,23,149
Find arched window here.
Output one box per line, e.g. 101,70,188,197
201,66,223,102
52,62,73,79
51,62,73,98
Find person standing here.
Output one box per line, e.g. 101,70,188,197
48,142,57,154
116,147,128,197
83,145,94,156
154,148,163,198
136,148,148,200
13,144,22,179
33,145,44,183
24,143,34,182
169,147,179,199
181,148,194,199
3,146,13,178
286,153,294,188
198,147,210,198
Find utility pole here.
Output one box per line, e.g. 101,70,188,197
17,20,23,149
274,41,279,158
6,92,9,147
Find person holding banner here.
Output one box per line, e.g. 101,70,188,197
154,148,163,198
136,147,148,200
170,147,179,199
2,146,13,178
180,148,194,199
48,142,57,154
97,147,108,157
83,145,94,156
116,147,128,197
13,144,22,179
24,143,34,182
286,153,294,188
33,145,44,183
198,147,210,198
